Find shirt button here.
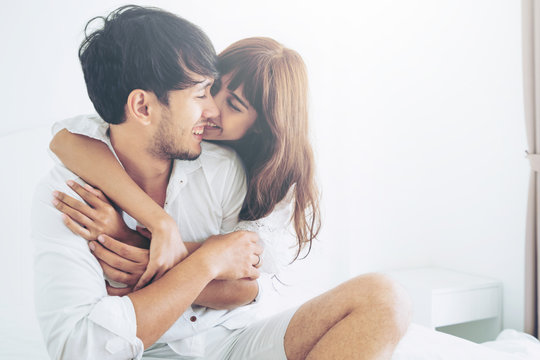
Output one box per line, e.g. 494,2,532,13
190,316,197,322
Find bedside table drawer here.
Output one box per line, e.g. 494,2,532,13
431,286,500,327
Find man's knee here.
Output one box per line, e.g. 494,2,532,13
346,273,412,337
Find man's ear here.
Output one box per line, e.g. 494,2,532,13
125,89,155,125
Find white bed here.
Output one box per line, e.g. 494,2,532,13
393,324,540,359
1,126,539,359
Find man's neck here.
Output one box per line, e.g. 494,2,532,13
109,126,171,207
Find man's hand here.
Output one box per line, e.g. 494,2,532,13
88,234,149,296
200,231,263,281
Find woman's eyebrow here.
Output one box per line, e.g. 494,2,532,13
230,91,249,110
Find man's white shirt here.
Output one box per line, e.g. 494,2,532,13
31,115,269,359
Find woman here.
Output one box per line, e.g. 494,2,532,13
50,37,320,290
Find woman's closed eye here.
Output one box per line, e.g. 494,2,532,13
227,98,241,112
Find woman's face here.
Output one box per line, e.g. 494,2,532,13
203,74,258,141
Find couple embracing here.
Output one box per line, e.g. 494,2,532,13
32,5,410,360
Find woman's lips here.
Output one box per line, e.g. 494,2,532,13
206,119,221,128
204,120,222,132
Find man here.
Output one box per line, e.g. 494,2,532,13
33,6,262,359
33,5,410,360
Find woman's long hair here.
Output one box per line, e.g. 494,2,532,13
217,37,321,260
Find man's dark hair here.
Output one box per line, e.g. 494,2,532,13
79,5,218,124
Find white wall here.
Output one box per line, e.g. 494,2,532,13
1,0,527,331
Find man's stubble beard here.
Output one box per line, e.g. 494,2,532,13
148,111,201,161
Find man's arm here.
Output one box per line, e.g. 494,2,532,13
52,182,259,309
128,231,260,347
184,242,259,309
90,238,259,309
33,170,261,358
33,171,144,360
52,186,259,309
194,279,258,309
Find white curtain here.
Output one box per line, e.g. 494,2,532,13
523,0,540,339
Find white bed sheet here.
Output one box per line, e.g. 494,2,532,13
483,329,540,359
393,324,540,360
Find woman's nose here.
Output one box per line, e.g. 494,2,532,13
203,97,220,119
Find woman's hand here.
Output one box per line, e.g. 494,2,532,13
53,181,188,290
134,220,188,290
88,234,149,296
52,180,132,241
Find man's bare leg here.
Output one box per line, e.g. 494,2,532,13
284,273,411,360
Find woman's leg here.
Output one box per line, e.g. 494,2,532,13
283,273,411,360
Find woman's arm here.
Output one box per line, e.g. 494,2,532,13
50,129,174,234
51,129,185,288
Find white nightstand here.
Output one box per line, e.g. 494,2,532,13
386,267,502,342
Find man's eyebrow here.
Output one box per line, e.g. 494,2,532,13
230,91,249,110
196,79,213,89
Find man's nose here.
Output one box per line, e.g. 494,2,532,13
202,97,220,119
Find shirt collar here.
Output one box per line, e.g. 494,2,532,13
164,155,202,210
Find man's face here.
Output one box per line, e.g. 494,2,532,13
149,75,219,160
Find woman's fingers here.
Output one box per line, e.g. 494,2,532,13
97,234,149,263
53,191,95,221
89,239,145,274
133,266,156,291
62,214,94,240
66,180,106,209
154,268,168,282
106,283,133,296
83,183,111,205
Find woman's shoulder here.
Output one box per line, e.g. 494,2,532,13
234,185,297,275
274,184,296,212
238,185,296,229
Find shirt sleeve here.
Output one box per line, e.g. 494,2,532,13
51,114,110,142
49,114,118,168
32,165,143,360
